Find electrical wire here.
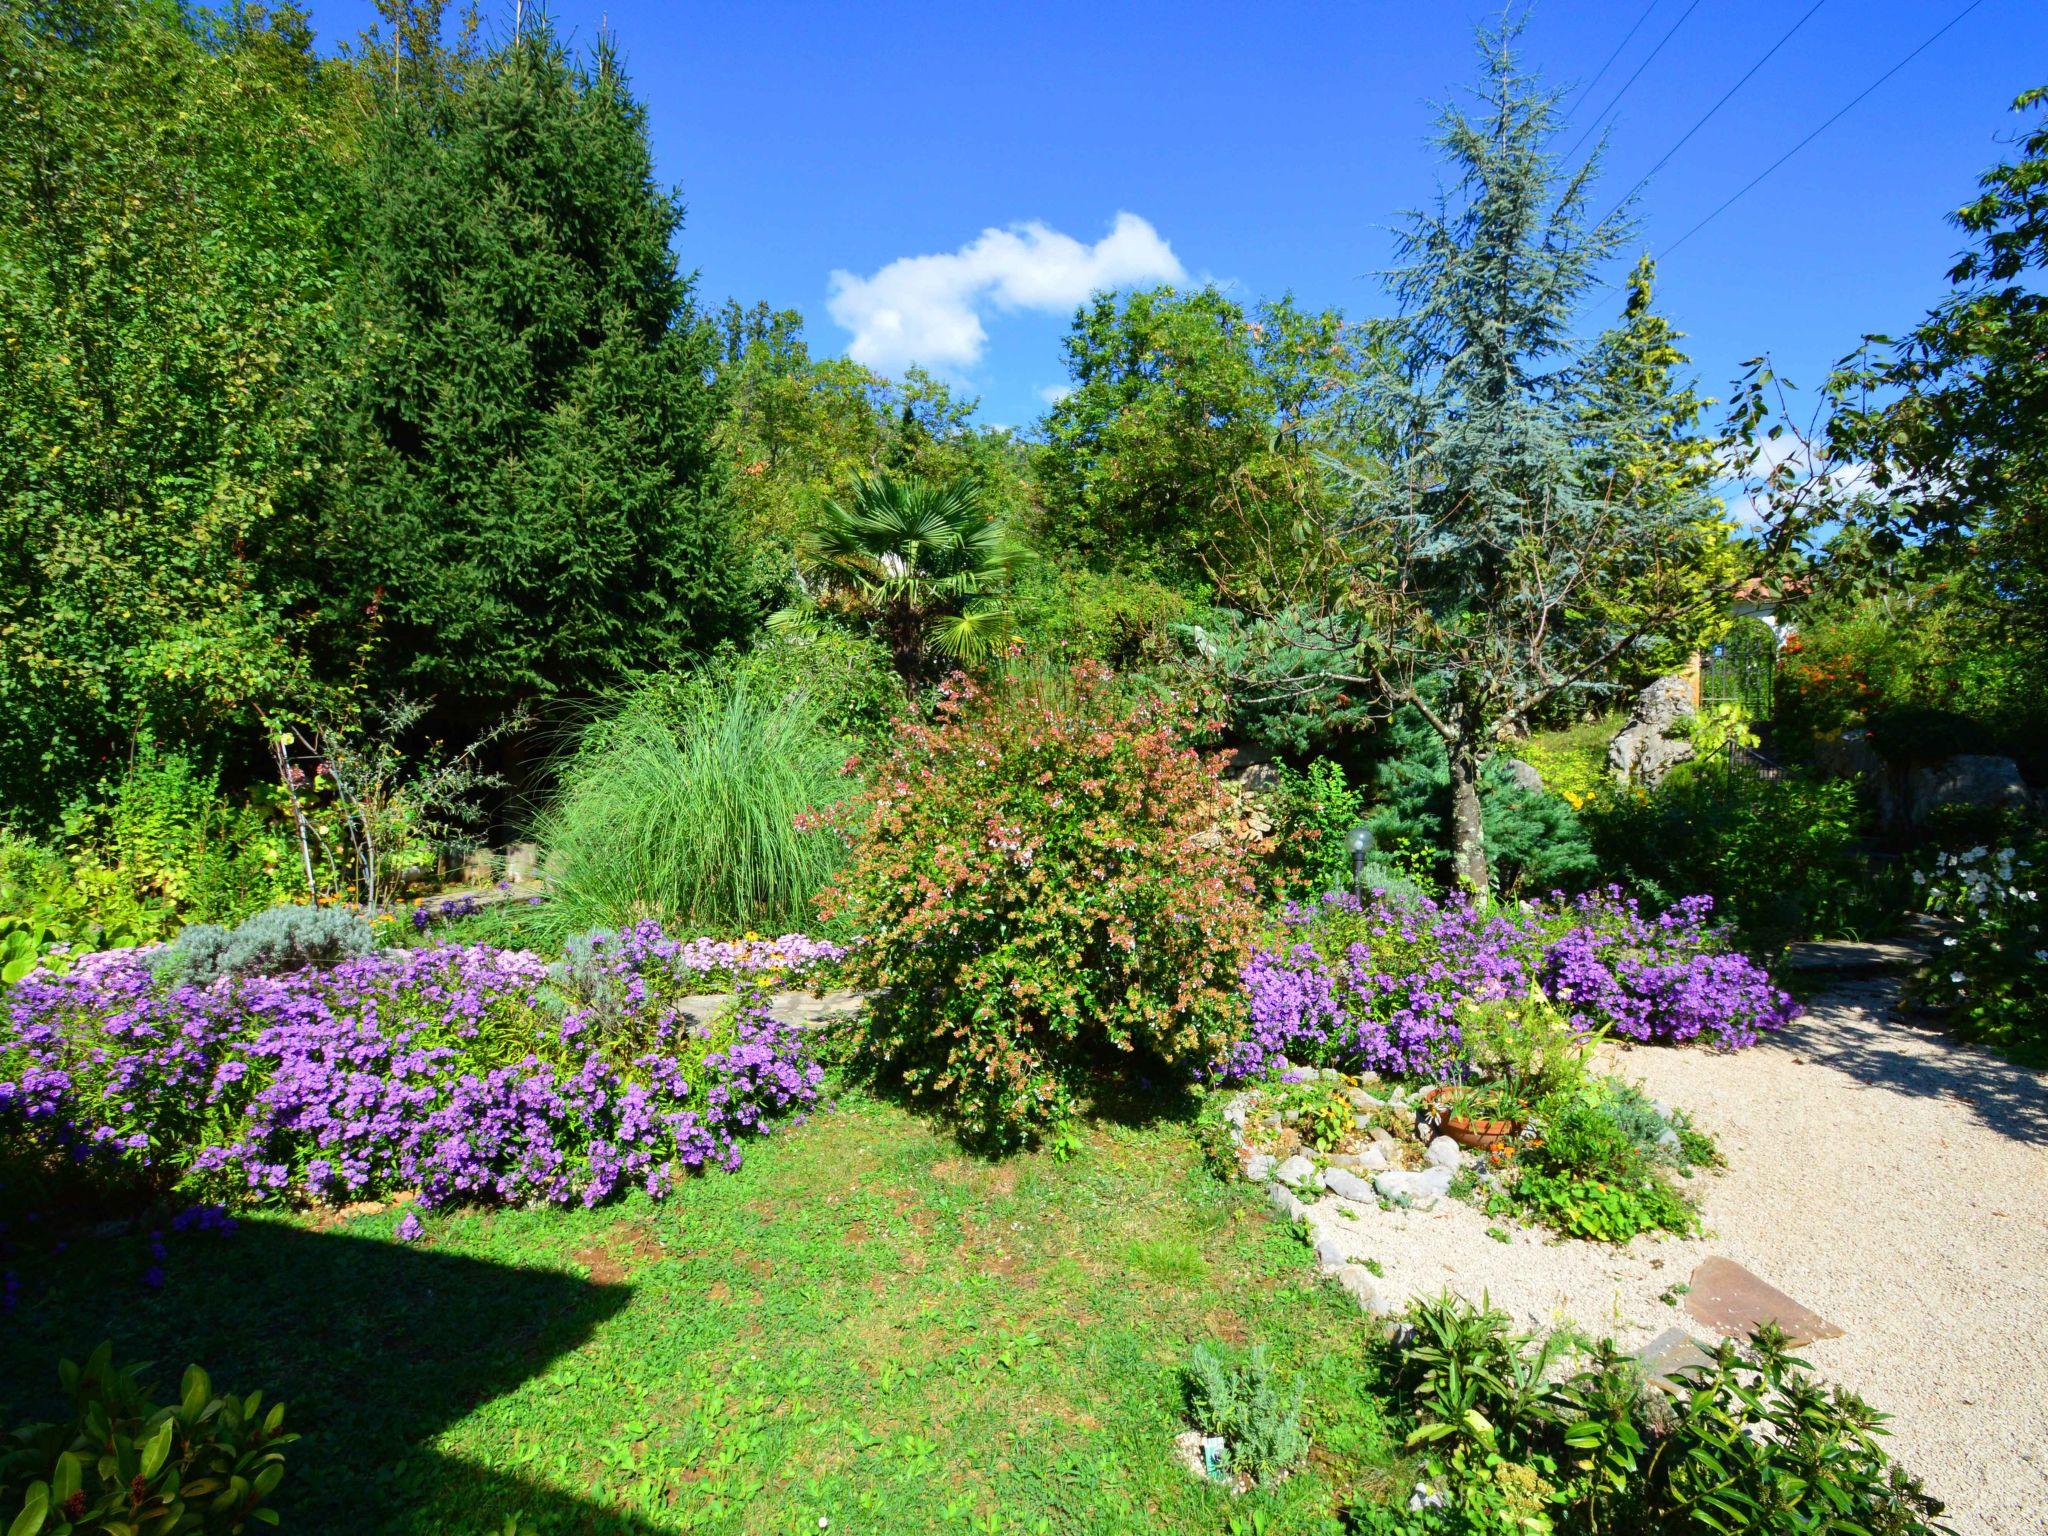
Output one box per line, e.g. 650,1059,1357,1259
1560,0,1704,165
1563,0,1664,114
1593,0,1828,231
1662,0,1987,256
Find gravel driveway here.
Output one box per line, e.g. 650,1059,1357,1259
1616,977,2048,1534
1292,976,2048,1533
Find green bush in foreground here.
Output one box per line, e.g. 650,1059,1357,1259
2,1343,295,1534
1183,1341,1310,1483
1362,1295,1951,1536
533,679,849,941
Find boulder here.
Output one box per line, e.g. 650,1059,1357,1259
1607,675,1697,787
1907,754,2031,827
504,841,541,884
1274,1154,1321,1191
1423,1136,1464,1172
1335,1264,1392,1314
1373,1166,1454,1205
1501,758,1545,794
1268,1183,1310,1222
1322,1167,1380,1204
1243,1153,1276,1184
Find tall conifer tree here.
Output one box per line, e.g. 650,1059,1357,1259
337,9,757,720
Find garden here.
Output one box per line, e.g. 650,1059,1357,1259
5,5,2047,1534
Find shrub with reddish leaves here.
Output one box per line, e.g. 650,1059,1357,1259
817,666,1264,1148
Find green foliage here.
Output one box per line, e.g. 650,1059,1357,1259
1584,770,1891,951
1038,287,1358,582
1823,88,2048,753
1371,710,1598,897
1513,715,1622,812
1578,257,1744,680
1010,562,1194,672
1182,607,1383,761
820,666,1264,1149
1,752,295,960
335,18,760,718
532,679,850,942
1377,1299,1950,1536
0,0,357,822
1510,1086,1700,1243
1267,758,1372,901
697,630,902,745
0,1343,296,1535
1447,992,1589,1108
709,303,1029,553
1183,1343,1310,1483
1910,838,2048,1055
153,906,377,991
802,473,1021,684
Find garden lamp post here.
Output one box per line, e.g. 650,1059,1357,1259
1347,824,1375,901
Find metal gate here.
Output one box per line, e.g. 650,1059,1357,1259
1700,616,1777,721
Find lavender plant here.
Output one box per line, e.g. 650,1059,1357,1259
1222,887,1796,1080
1,927,829,1215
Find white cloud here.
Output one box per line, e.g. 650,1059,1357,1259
1718,431,1877,530
827,212,1186,374
1037,383,1074,405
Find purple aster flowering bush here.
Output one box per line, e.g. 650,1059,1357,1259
1223,887,1797,1080
0,927,829,1215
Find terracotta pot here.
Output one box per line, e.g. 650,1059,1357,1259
1423,1086,1522,1151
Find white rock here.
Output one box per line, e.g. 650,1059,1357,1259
1313,1232,1350,1269
1424,1136,1465,1172
1335,1264,1397,1315
1274,1155,1321,1191
1268,1183,1309,1222
1244,1153,1276,1183
1322,1168,1379,1205
1374,1166,1454,1205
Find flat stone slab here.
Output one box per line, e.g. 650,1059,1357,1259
1634,1325,1716,1387
676,990,869,1028
1684,1256,1843,1347
1781,940,1925,976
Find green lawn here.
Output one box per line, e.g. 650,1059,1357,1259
2,1097,1405,1535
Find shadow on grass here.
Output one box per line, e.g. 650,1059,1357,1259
0,1217,661,1536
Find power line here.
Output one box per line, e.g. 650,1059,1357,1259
1563,0,1663,115
1594,1,1828,232
1663,0,1987,257
1560,0,1704,166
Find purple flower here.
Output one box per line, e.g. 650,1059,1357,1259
395,1212,424,1243
1219,886,1797,1081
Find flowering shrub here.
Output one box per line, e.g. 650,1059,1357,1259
818,665,1265,1148
1224,888,1796,1080
1912,839,2046,1051
0,927,827,1214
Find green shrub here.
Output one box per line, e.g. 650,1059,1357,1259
819,664,1264,1148
1011,561,1194,672
1,1343,296,1533
1371,708,1598,897
1182,1342,1309,1483
1584,769,1893,951
533,678,850,942
1375,1297,1949,1536
152,905,376,990
1514,712,1623,810
1267,756,1371,900
1509,1086,1701,1242
1910,836,2048,1056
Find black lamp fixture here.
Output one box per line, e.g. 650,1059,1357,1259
1346,824,1376,899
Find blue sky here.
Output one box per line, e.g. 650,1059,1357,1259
302,1,2043,432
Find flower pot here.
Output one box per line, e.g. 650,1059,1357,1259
1423,1086,1522,1151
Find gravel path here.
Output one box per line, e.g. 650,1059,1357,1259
1291,977,2048,1533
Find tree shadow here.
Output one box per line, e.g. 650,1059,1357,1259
1757,977,2048,1146
0,1219,666,1536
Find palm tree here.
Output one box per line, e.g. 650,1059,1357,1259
804,473,1020,685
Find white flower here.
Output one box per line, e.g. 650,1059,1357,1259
1951,971,1965,984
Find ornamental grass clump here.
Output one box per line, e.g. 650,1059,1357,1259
1225,887,1796,1081
817,664,1265,1149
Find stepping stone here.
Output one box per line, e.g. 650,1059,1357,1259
1634,1326,1716,1388
1780,940,1925,976
1684,1256,1843,1347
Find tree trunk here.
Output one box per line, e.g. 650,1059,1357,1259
1445,725,1489,896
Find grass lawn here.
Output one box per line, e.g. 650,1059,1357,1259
1,1096,1405,1535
